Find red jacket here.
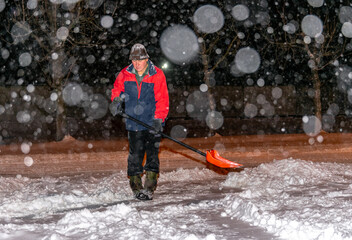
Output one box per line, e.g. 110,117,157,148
111,60,169,131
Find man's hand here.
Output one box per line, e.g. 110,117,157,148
151,119,163,135
109,97,123,116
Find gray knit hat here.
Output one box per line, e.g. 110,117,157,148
129,43,150,60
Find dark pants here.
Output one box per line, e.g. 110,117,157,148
127,130,161,176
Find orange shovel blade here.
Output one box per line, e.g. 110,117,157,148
206,149,243,169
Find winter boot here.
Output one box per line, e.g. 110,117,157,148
129,175,143,197
140,171,158,200
135,190,153,201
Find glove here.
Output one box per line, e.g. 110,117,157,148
109,97,123,116
151,119,163,135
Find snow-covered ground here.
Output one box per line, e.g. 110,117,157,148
0,158,352,240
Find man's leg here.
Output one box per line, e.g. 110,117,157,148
142,132,161,199
127,131,146,196
144,131,161,174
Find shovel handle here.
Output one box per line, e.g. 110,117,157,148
121,113,206,157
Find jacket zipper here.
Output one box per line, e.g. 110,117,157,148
136,74,151,99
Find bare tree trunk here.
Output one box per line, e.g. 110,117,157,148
55,89,66,141
304,44,322,121
312,69,322,121
200,51,218,136
201,53,216,111
50,49,69,141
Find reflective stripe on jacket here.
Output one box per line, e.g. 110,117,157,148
111,60,169,131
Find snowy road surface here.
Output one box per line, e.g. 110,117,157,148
0,159,352,240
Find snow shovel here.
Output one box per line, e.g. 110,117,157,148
121,112,243,169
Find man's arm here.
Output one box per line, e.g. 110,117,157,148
111,71,125,101
154,69,169,122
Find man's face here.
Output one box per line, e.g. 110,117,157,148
132,59,148,73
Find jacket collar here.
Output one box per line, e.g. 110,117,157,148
126,59,157,76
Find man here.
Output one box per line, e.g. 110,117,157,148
109,43,169,201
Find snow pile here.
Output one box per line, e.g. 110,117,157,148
158,167,219,182
221,159,352,240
